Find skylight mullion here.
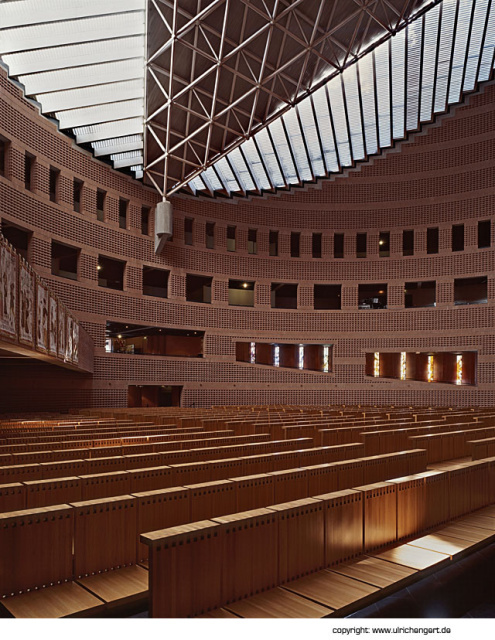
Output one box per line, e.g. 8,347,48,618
215,157,242,195
374,41,392,149
406,17,423,132
255,128,286,188
463,0,491,92
478,0,495,81
420,3,441,123
358,54,378,156
343,65,366,160
297,99,326,178
240,139,271,191
225,154,249,195
434,0,458,113
391,27,406,139
327,76,352,167
282,108,313,182
448,0,475,104
266,127,289,189
1,37,145,76
312,85,339,173
268,119,300,185
253,136,276,190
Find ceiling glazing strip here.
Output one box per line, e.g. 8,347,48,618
0,0,146,179
189,0,495,198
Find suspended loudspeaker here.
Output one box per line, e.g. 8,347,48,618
155,200,173,254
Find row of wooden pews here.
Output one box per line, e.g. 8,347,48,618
1,404,495,618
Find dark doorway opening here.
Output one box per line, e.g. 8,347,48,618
128,385,183,407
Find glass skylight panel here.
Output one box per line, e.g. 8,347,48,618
19,59,145,95
241,139,272,191
1,37,145,76
327,77,352,166
214,158,241,193
312,86,339,172
434,0,457,113
406,17,423,131
464,0,491,92
297,100,326,177
478,1,495,80
343,65,366,159
374,43,392,148
268,119,299,184
73,118,145,144
420,5,441,122
254,129,286,187
92,136,143,157
56,100,144,130
188,175,208,193
358,55,378,156
228,148,256,192
202,166,224,191
391,28,406,139
0,0,144,29
111,152,143,169
39,80,144,114
283,109,313,181
448,0,475,104
0,13,145,54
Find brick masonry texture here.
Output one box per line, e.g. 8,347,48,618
1,66,495,411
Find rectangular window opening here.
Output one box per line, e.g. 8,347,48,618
452,224,464,252
228,279,255,307
186,274,212,304
206,222,215,249
227,226,236,252
143,266,169,298
379,231,390,257
269,230,278,256
403,229,414,256
404,281,436,308
312,233,322,259
51,241,79,280
119,198,128,229
73,178,83,213
248,229,257,254
334,233,344,259
290,232,300,258
358,283,387,309
478,220,491,249
356,233,367,258
98,255,125,291
427,227,439,254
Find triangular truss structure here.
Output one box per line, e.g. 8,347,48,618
186,0,495,198
145,0,431,195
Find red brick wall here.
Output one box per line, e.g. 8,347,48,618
0,65,494,411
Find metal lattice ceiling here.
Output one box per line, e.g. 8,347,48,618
1,1,494,198
145,0,437,195
188,0,495,197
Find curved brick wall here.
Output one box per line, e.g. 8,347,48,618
0,66,494,410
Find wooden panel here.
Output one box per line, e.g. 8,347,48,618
71,496,137,578
314,489,363,566
386,476,425,540
213,508,278,606
0,505,73,597
40,460,87,480
226,586,331,618
355,482,397,552
306,464,339,496
0,580,105,618
231,473,274,512
25,477,82,509
186,480,237,522
170,461,212,485
269,469,308,503
0,463,43,483
127,466,174,493
373,544,450,570
84,456,126,475
333,556,417,588
271,498,325,583
135,487,190,562
79,472,130,501
0,482,26,513
285,570,378,614
416,470,449,529
208,458,244,481
145,520,223,617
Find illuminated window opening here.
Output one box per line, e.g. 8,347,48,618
250,342,256,364
400,352,407,380
427,355,434,382
373,352,380,377
323,346,330,373
456,354,463,385
298,344,304,370
274,345,280,367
